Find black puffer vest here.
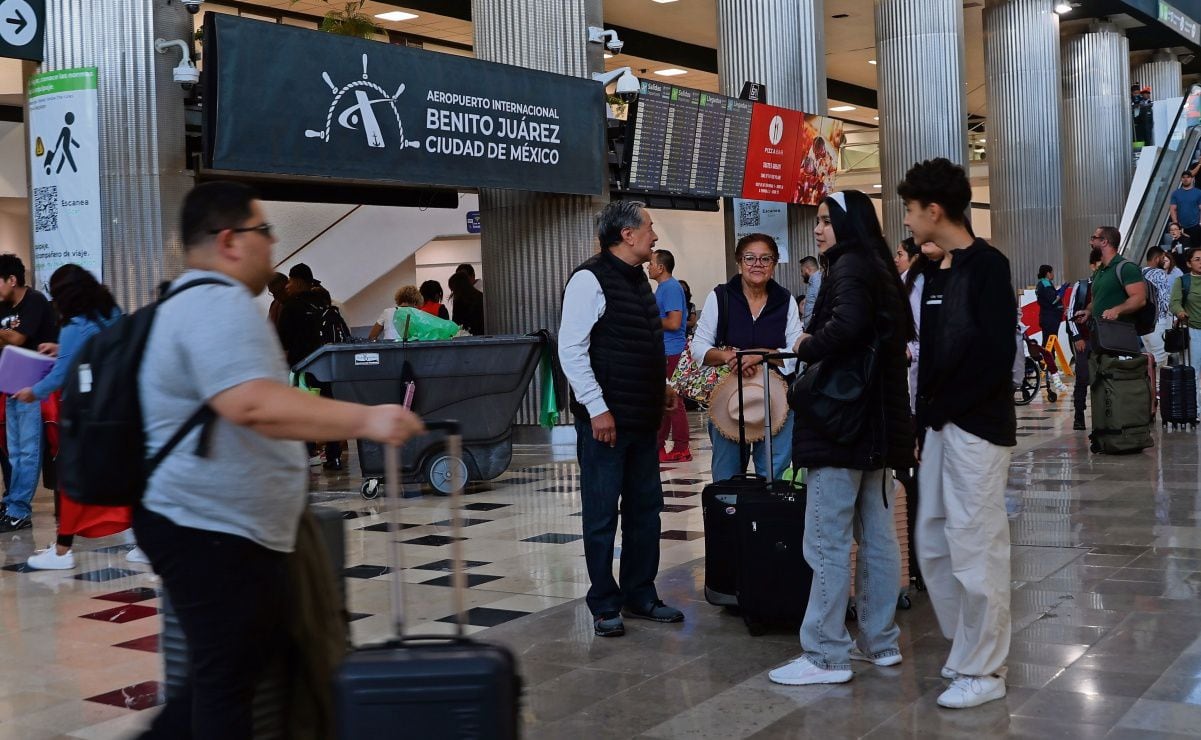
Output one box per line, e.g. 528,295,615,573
568,250,666,430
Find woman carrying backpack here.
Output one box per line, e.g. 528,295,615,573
18,264,144,570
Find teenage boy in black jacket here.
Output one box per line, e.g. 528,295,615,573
901,158,1016,710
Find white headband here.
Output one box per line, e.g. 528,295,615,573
828,191,847,212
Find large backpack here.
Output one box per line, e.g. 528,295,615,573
58,278,229,506
1114,259,1157,336
318,303,351,345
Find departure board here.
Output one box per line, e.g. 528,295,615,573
626,80,672,193
717,97,754,197
689,92,726,196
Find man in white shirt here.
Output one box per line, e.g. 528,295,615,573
558,200,683,638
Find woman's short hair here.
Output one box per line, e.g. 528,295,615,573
394,285,422,307
734,233,780,261
1038,264,1053,278
419,280,443,303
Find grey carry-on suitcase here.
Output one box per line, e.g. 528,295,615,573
333,421,521,739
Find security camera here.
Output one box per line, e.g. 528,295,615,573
181,0,202,14
155,38,199,90
592,67,640,95
588,27,625,56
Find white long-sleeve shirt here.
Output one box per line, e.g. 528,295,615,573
690,288,803,375
557,270,610,418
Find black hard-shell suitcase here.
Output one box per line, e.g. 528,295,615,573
702,474,765,606
334,423,520,740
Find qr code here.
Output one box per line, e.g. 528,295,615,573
33,186,58,233
737,200,760,229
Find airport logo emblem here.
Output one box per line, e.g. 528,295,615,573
768,115,784,146
305,53,420,150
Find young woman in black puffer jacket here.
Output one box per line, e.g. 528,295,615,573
768,189,916,687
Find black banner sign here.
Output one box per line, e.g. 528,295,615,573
204,15,605,196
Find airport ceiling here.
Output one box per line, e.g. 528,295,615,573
232,0,1201,129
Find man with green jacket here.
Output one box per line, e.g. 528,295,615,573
1169,248,1201,381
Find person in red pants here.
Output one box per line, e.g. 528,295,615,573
648,249,691,462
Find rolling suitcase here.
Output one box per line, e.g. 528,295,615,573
1089,352,1154,454
1160,321,1198,430
334,422,521,740
728,351,811,635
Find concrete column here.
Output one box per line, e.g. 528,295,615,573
875,0,969,249
1062,22,1132,280
983,0,1064,287
472,0,603,425
1136,50,1183,101
716,0,825,294
40,0,191,308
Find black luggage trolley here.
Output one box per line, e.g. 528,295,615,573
294,335,544,497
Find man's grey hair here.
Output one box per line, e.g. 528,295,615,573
597,200,646,249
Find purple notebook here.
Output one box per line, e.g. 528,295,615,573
0,345,54,395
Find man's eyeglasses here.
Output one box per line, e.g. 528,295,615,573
741,254,776,266
211,222,274,239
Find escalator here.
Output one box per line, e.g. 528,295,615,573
1119,84,1201,262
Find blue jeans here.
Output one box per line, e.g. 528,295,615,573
4,397,41,520
575,417,664,616
801,466,901,671
707,410,794,482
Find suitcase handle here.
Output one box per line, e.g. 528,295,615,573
384,420,468,640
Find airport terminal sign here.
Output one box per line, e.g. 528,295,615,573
206,15,606,196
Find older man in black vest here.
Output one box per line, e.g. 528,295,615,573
559,200,685,637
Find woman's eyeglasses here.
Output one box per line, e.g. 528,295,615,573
741,254,776,266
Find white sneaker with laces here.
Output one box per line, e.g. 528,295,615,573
768,656,852,686
849,648,903,667
27,547,75,570
937,675,1006,708
125,546,150,564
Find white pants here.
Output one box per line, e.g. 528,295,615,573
917,423,1012,678
1141,315,1174,367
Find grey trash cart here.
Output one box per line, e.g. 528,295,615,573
294,335,544,497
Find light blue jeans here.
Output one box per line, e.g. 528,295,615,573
1190,329,1201,407
707,410,794,482
4,397,42,520
801,466,901,671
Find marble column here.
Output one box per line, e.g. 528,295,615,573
472,0,604,425
983,0,1064,287
40,0,192,308
1061,22,1132,280
1135,50,1183,101
716,0,825,294
875,0,969,249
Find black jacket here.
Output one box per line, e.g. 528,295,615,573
1035,279,1063,326
277,287,332,367
452,284,485,335
917,239,1017,446
792,242,915,471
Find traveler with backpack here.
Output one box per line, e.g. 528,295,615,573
1142,247,1176,365
768,190,914,687
17,264,137,569
1078,227,1149,328
1170,248,1201,403
130,181,423,737
1066,249,1103,430
0,254,58,532
277,262,350,470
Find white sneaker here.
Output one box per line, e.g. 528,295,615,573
308,455,323,467
27,547,75,570
125,546,150,564
768,656,852,686
940,666,959,680
937,675,1006,709
849,648,903,667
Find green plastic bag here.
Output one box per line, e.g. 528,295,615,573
539,345,560,429
391,306,460,341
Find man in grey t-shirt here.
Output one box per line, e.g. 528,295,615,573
133,182,424,738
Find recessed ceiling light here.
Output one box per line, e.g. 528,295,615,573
653,0,679,3
603,52,612,59
868,60,877,65
979,138,987,143
375,11,418,21
873,184,881,188
873,116,879,121
829,105,856,112
1053,2,1071,13
654,68,687,77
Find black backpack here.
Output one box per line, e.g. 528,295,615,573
58,278,229,506
1114,260,1157,336
318,304,351,345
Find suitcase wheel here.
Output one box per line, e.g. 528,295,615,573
897,593,912,610
360,478,381,500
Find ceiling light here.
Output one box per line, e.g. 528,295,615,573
873,116,879,121
652,0,679,3
829,105,856,112
603,52,612,59
1053,3,1071,13
654,68,687,77
979,138,986,143
868,60,877,65
375,11,418,21
873,184,881,188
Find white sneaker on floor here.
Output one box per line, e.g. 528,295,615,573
27,547,75,570
937,675,1006,709
849,648,903,667
768,656,852,686
308,455,323,467
125,546,150,564
940,666,958,680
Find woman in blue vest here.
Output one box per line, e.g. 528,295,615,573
691,233,803,481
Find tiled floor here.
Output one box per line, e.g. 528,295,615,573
4,398,1201,737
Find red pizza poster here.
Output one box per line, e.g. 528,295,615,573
741,103,802,201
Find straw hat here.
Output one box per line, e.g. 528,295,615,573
708,366,790,443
